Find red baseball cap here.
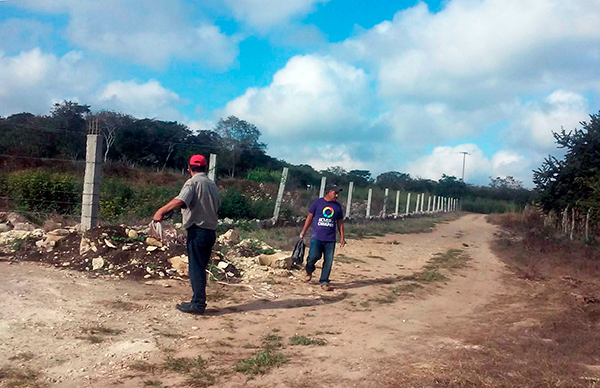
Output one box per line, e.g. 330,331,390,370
189,154,207,167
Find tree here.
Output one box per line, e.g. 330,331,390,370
96,111,134,162
436,174,467,197
214,116,266,178
376,171,412,190
490,176,523,190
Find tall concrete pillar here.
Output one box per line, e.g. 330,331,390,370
319,177,326,198
382,188,389,218
81,131,103,232
394,191,400,216
272,167,289,222
414,193,420,214
427,196,432,213
345,182,354,219
208,153,217,181
366,188,373,218
420,193,425,213
405,193,411,215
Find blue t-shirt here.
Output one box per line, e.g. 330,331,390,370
309,198,344,242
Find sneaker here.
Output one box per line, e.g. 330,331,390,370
320,284,333,291
176,302,205,315
304,272,312,282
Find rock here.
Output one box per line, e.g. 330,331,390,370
273,269,292,277
122,244,133,251
144,274,151,279
80,237,92,256
0,230,31,245
13,222,36,232
42,220,62,232
92,257,105,271
2,212,28,225
223,218,235,225
168,255,189,276
127,230,139,240
259,219,275,229
146,246,158,252
145,237,162,248
0,223,12,232
47,229,70,237
105,239,117,249
36,239,56,252
217,229,241,246
217,261,229,270
258,252,292,269
31,229,45,238
146,266,155,274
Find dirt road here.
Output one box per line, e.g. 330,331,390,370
0,214,509,387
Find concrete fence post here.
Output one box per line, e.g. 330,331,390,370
272,167,289,222
414,194,420,214
345,182,354,219
420,193,425,213
427,196,432,213
394,190,400,216
382,188,389,218
319,177,327,198
81,119,103,232
208,153,217,181
366,188,373,218
405,193,411,215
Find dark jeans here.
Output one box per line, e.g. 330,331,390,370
305,238,335,285
186,226,216,309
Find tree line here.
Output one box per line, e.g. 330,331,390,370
0,100,532,207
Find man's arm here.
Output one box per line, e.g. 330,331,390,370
300,213,314,239
153,198,185,222
337,219,346,247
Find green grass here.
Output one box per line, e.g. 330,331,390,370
289,335,327,346
261,333,284,350
234,350,287,376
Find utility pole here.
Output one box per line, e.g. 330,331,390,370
459,151,470,182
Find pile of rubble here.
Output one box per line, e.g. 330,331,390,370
0,212,297,283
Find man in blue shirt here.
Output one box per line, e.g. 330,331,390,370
299,184,346,291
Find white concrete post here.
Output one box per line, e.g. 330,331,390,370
420,193,425,213
208,153,217,181
414,194,420,214
405,193,411,215
319,177,327,198
366,188,373,218
382,188,389,218
394,190,400,216
427,196,432,213
434,196,438,212
272,167,289,222
81,127,103,232
345,182,354,219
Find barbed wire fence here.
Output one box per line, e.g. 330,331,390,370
1,117,459,230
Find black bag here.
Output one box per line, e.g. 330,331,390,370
291,238,306,268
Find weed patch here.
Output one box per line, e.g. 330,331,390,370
289,335,327,346
234,350,287,376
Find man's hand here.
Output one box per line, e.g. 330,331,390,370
153,210,163,222
340,237,346,247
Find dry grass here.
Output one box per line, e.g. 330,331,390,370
378,213,600,387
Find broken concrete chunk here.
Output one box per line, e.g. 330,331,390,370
145,237,162,248
217,229,241,246
47,229,70,237
92,257,105,271
217,261,229,270
146,246,158,252
168,255,189,277
105,239,117,249
258,252,292,269
80,237,92,256
128,230,139,240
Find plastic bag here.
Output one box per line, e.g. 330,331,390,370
291,238,306,268
148,220,185,245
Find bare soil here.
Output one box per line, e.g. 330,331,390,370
2,214,593,388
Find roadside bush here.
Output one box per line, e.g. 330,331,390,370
246,168,282,184
250,199,274,220
462,197,518,214
219,189,252,219
5,170,81,214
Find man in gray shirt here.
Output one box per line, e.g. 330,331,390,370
154,154,219,314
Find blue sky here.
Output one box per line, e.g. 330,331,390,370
1,0,600,186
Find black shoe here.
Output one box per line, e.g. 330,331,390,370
176,302,205,315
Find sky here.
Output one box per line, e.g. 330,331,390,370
1,0,599,187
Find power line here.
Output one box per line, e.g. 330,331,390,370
0,154,86,164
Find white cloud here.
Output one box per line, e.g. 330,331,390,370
0,18,53,53
223,55,370,142
338,0,600,105
513,90,589,150
224,0,328,30
0,48,98,115
13,0,239,69
96,79,182,120
406,144,532,185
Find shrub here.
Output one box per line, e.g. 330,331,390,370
5,170,81,214
246,168,282,184
462,197,518,214
219,189,252,219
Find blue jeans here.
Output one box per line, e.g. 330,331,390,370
186,226,216,309
305,239,335,285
